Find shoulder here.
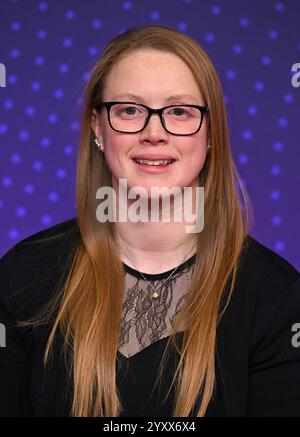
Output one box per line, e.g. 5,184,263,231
0,217,79,319
229,234,300,352
237,234,299,287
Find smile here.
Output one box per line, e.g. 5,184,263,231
132,158,177,172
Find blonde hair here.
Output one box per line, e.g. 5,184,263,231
19,24,253,417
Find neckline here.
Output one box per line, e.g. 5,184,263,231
123,252,196,281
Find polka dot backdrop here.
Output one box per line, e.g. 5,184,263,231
0,0,299,270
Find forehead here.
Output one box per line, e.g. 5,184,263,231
103,50,203,102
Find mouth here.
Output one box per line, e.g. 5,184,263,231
133,158,175,166
132,158,177,172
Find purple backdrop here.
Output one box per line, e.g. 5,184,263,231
0,0,299,270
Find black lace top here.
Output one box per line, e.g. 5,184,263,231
119,254,196,358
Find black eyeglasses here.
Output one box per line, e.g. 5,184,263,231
95,101,209,136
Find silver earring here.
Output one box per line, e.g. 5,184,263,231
94,138,104,152
207,143,211,152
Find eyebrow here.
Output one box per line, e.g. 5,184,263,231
110,93,200,103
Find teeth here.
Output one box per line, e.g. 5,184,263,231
135,159,173,166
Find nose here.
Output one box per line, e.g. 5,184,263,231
139,112,168,143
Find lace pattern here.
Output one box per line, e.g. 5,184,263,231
118,256,196,358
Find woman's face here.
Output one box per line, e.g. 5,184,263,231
91,49,209,198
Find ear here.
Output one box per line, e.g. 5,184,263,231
91,109,103,140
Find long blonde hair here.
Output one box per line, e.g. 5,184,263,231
19,24,253,417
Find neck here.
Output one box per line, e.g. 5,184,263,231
115,197,198,274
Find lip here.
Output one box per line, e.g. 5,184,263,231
132,154,176,160
132,159,177,173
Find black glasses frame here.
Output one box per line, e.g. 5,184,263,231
95,101,209,136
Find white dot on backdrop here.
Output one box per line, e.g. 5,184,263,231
37,29,47,39
239,17,250,27
64,144,73,155
19,130,29,141
4,99,14,109
48,192,59,202
177,22,187,31
9,229,20,240
58,64,69,74
271,165,281,175
41,137,51,148
92,19,102,29
233,44,243,54
24,184,35,194
284,93,294,103
10,49,20,59
269,29,278,39
262,56,271,66
56,168,66,179
242,130,252,140
33,161,43,171
63,38,73,48
31,81,41,91
248,105,257,116
8,75,18,85
25,106,36,116
88,46,99,56
254,81,265,91
11,153,22,164
48,114,58,124
226,69,236,79
273,141,284,151
82,71,89,82
272,215,282,226
16,206,27,217
65,10,76,20
11,21,21,31
35,56,45,66
205,33,215,42
70,121,80,131
275,1,285,12
0,124,8,134
41,214,52,225
150,11,160,20
2,177,13,187
54,89,64,99
211,5,221,14
38,2,48,11
239,154,249,164
122,1,133,10
275,240,285,252
277,117,288,127
270,190,281,200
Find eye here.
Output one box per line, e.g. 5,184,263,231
167,107,190,117
121,106,138,115
171,107,187,116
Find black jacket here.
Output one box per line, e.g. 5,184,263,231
0,217,300,417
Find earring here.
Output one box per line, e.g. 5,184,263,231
207,142,211,153
94,138,104,152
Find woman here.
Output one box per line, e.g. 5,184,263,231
0,24,300,417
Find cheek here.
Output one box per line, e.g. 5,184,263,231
181,140,207,170
102,137,130,176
